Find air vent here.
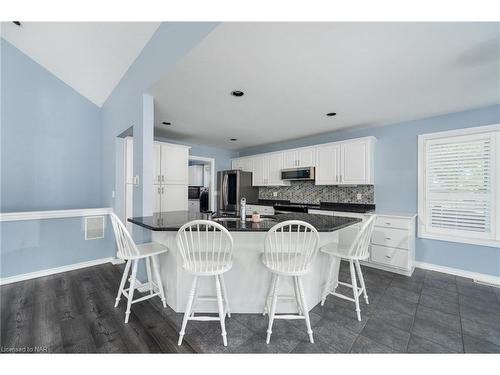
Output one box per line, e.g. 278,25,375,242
85,216,105,240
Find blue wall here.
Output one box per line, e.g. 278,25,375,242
1,39,103,212
239,104,500,277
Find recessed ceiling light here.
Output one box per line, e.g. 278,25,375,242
230,138,237,141
231,90,244,97
162,121,171,126
12,21,21,26
326,112,337,117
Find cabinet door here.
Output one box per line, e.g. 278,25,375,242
153,142,162,184
153,185,162,213
161,185,188,211
232,158,253,172
283,150,298,168
161,144,188,185
315,144,340,185
267,153,286,185
252,156,268,186
298,147,316,167
340,140,369,185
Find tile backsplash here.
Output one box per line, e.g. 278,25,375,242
258,181,374,204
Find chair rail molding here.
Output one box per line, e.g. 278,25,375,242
0,207,113,222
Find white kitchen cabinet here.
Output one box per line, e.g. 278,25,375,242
188,165,204,186
161,185,188,212
315,144,340,185
340,139,373,185
252,155,268,186
283,147,316,168
161,143,189,185
232,157,253,172
251,153,289,186
154,185,188,212
153,141,189,212
314,137,375,186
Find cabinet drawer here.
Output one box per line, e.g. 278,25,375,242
375,216,411,230
370,245,409,269
372,227,409,250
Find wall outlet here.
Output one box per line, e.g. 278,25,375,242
356,193,362,201
273,192,278,197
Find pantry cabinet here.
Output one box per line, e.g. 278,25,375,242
153,141,189,213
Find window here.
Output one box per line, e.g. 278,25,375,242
418,124,500,247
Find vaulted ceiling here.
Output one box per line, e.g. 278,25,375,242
1,22,160,106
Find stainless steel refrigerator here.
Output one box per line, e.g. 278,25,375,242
217,170,258,215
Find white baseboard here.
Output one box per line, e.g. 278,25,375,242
0,257,120,286
415,261,500,288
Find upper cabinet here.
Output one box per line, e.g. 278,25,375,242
153,142,189,185
315,137,375,185
232,157,253,172
315,143,341,185
231,136,375,187
283,147,316,168
340,139,373,185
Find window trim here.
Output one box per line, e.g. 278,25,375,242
418,124,500,248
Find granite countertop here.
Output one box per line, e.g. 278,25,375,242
247,199,375,214
128,211,361,232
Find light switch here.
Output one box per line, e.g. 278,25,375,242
273,192,278,197
356,193,362,200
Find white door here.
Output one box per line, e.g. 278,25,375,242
315,144,340,185
297,147,316,167
162,144,189,185
341,140,368,185
283,150,298,168
153,185,162,213
153,142,162,184
252,156,268,186
267,153,286,185
162,185,188,211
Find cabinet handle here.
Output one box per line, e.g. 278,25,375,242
386,222,392,225
385,255,392,258
336,175,338,182
157,187,161,194
161,175,165,182
161,187,164,194
157,175,161,182
340,175,342,183
385,237,391,240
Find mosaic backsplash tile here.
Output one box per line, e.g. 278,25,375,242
259,181,374,204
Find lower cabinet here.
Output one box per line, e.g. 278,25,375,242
308,209,416,276
153,185,188,212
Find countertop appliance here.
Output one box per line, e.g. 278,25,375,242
217,170,258,215
281,167,315,181
199,187,209,212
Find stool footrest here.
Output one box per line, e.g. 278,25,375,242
188,316,221,322
274,314,306,320
131,292,160,304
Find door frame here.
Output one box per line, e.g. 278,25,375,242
189,155,216,212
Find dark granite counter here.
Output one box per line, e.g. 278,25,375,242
128,211,361,232
247,199,375,214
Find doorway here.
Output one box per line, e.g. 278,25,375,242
188,155,216,212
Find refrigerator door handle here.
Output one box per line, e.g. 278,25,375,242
223,174,229,207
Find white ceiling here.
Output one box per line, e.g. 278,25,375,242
150,22,500,150
1,22,160,106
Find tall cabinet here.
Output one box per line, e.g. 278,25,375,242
153,142,189,212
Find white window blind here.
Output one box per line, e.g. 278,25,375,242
419,126,499,246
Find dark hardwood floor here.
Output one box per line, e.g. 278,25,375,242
1,262,500,353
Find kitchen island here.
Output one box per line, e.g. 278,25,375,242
129,211,360,313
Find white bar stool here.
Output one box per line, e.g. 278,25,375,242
176,220,234,347
320,215,376,321
262,220,320,344
109,212,168,323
